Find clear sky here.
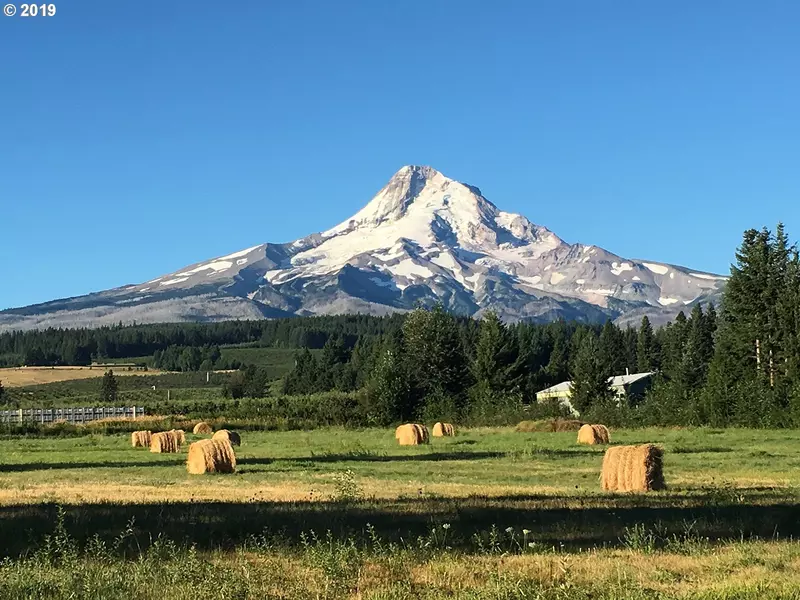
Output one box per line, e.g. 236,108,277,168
1,1,798,310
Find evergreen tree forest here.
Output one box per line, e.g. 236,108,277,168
2,224,798,428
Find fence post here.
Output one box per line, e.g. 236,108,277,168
18,408,22,424
132,406,137,419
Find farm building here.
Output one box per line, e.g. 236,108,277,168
535,371,655,416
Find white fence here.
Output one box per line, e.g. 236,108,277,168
0,406,146,424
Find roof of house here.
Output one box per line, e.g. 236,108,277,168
536,371,655,395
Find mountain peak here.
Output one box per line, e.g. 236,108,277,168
340,165,491,231
0,166,728,332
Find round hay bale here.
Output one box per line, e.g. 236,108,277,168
577,424,610,445
186,438,236,474
396,423,421,446
212,429,241,447
171,429,186,445
432,422,456,437
150,431,179,453
592,424,610,444
193,422,213,435
131,430,152,448
601,444,665,492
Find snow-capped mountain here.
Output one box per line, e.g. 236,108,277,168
0,166,727,331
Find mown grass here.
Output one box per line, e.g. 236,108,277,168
1,426,800,598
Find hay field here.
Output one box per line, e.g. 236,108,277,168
2,426,800,598
0,366,164,387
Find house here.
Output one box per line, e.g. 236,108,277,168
535,371,655,416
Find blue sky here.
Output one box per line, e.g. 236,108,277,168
1,1,798,310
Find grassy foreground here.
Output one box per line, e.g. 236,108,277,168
1,426,800,598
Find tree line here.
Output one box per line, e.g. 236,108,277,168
0,315,404,367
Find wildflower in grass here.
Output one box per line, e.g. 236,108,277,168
505,527,513,534
522,529,531,536
442,523,451,530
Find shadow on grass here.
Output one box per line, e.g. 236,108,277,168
295,451,508,463
0,459,185,472
288,449,600,464
667,446,734,454
1,488,798,557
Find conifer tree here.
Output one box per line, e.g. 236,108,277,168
100,370,118,404
570,333,613,415
637,316,657,373
545,323,570,384
282,348,318,394
402,305,469,399
623,326,639,373
471,312,520,392
660,312,688,380
367,346,411,423
598,320,627,376
678,305,714,391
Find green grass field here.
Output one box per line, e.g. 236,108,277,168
220,345,318,376
1,426,800,598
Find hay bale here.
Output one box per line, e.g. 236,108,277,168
601,444,665,492
577,424,611,445
186,438,236,474
150,431,179,453
396,423,424,445
131,430,152,448
413,423,430,444
592,424,610,444
172,429,186,445
193,422,213,435
212,429,241,447
432,422,455,437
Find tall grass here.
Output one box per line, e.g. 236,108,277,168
1,509,798,599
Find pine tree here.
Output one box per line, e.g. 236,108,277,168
545,323,570,384
598,320,627,376
678,305,714,391
367,347,411,424
471,312,520,392
623,326,638,373
402,305,470,399
703,225,796,426
660,312,688,380
282,348,318,394
100,370,118,404
637,316,656,373
569,333,613,415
